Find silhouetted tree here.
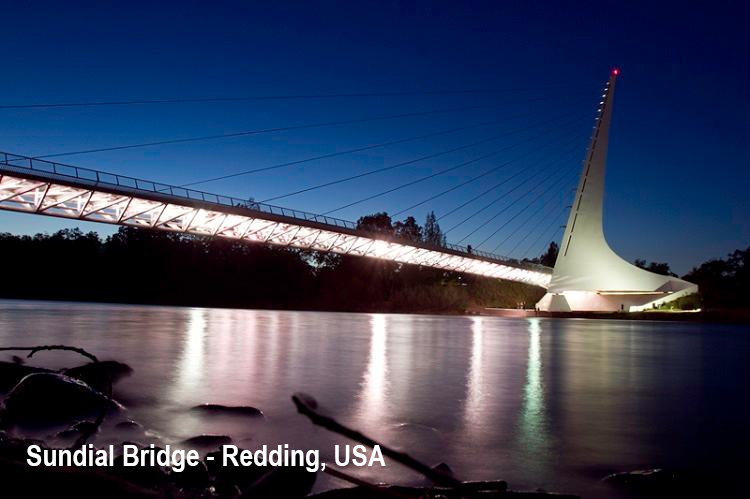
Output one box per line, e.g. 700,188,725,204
423,211,446,246
5,226,746,312
356,212,393,235
634,259,677,276
393,216,422,242
683,246,749,308
0,225,548,312
728,247,750,282
539,242,559,267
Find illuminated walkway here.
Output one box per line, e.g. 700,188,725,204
0,152,552,288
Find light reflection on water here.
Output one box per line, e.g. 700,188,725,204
519,318,548,468
356,315,389,428
462,317,484,433
0,300,749,497
174,308,207,402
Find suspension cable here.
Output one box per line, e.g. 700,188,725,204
181,117,504,187
474,168,579,249
319,113,586,214
261,110,579,204
491,175,579,254
390,121,583,217
21,96,583,160
0,85,594,110
435,124,584,225
443,138,581,235
181,93,587,187
519,205,570,259
454,157,579,244
506,200,570,257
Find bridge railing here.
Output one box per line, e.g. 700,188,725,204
0,152,358,230
0,151,552,274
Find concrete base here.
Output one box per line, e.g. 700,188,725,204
482,308,538,317
537,285,698,312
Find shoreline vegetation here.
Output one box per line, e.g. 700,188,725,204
0,212,550,314
0,212,747,320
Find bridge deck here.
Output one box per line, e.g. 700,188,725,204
0,151,552,288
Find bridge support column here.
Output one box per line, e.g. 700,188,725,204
536,70,697,312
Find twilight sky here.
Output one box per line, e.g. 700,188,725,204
0,1,747,273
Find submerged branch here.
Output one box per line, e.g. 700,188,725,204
0,345,99,363
292,392,462,488
323,466,412,498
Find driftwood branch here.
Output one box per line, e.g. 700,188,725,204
323,466,412,498
0,345,111,448
292,392,462,488
0,345,99,363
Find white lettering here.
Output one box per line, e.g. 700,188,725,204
123,444,139,466
334,444,349,466
352,445,368,466
223,445,239,466
26,444,41,466
369,445,385,466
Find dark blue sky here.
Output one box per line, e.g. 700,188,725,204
1,1,747,273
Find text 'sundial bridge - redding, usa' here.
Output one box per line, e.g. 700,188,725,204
0,69,697,312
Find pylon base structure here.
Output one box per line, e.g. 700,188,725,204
536,70,697,312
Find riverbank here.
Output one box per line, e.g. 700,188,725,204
0,227,544,314
481,307,750,323
3,294,749,324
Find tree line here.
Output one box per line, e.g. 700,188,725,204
634,249,750,309
1,211,742,311
0,211,546,313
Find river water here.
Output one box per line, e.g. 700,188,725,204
0,300,748,497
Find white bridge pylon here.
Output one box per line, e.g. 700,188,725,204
536,70,697,311
0,155,552,288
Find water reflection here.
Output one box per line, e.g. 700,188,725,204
519,318,548,460
463,317,484,432
2,301,748,498
356,314,389,426
173,308,207,401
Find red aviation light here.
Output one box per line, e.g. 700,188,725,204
612,68,620,75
